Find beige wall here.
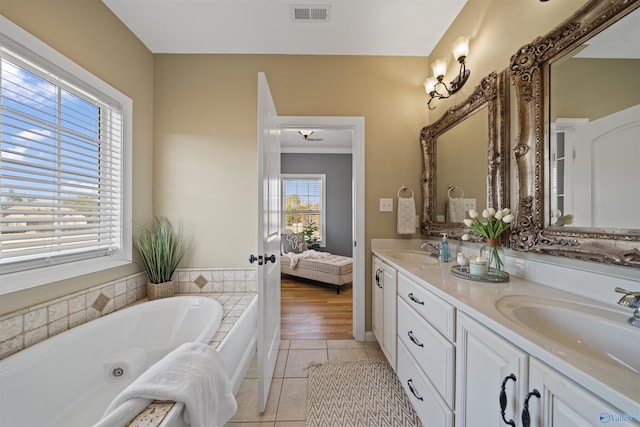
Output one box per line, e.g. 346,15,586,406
1,0,596,327
153,54,428,268
551,58,640,121
0,0,154,315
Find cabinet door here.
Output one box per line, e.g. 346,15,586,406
456,313,529,427
372,257,384,346
371,256,397,369
528,359,640,427
381,263,397,368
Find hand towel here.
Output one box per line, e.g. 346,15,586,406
102,342,237,427
397,196,417,234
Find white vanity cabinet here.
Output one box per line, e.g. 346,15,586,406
456,313,528,427
396,272,456,427
456,313,639,427
372,255,397,369
372,251,638,427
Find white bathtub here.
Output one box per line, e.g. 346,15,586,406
0,296,222,427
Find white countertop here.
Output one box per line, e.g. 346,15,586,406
373,248,640,415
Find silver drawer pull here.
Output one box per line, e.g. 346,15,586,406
407,379,424,401
408,330,424,347
408,292,424,305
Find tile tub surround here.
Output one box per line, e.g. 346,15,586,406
0,272,147,361
0,267,256,361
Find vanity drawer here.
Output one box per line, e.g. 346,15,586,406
398,298,455,407
397,340,453,427
398,272,455,340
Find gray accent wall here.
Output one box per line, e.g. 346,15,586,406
281,153,352,257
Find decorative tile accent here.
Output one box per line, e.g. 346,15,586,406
173,267,256,294
92,293,110,313
194,275,208,289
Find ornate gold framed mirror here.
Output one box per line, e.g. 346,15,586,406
420,69,510,240
510,0,640,268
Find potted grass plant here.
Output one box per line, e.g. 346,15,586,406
135,216,190,300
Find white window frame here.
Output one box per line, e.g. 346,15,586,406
0,17,132,295
281,174,326,247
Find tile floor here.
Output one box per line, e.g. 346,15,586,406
225,339,384,426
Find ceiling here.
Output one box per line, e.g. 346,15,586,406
574,8,640,59
101,0,467,56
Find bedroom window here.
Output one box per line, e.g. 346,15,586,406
0,17,132,294
282,174,326,247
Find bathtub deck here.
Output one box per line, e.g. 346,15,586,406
125,292,256,427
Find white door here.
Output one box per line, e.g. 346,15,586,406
569,104,640,228
256,72,281,413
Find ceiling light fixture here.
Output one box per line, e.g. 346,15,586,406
423,35,471,110
298,130,314,140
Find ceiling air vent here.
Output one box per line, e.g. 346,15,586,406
291,4,331,22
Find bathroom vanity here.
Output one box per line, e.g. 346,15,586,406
371,249,639,427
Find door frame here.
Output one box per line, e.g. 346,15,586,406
278,115,365,341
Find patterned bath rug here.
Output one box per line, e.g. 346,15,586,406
305,359,422,427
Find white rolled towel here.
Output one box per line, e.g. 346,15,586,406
102,342,237,427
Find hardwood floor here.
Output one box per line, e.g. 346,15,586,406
280,275,353,340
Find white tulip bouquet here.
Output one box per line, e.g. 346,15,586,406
461,208,514,272
461,208,514,241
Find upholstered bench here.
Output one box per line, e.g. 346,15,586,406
281,252,353,294
280,229,353,294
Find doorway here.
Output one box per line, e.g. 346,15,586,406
278,116,365,341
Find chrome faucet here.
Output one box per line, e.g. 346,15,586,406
615,287,640,327
421,242,440,257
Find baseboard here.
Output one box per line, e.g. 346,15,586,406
364,330,377,342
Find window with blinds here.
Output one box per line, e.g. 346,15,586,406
282,174,326,246
0,18,132,290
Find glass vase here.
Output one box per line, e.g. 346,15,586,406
480,239,505,273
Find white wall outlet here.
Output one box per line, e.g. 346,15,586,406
379,198,393,212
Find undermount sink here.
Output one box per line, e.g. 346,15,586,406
382,250,440,265
496,295,640,373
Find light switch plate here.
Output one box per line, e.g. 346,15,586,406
462,198,477,212
379,198,393,212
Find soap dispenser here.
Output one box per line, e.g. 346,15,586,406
440,233,450,262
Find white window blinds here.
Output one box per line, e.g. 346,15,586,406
0,50,124,274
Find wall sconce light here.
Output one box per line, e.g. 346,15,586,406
424,36,471,110
298,130,314,140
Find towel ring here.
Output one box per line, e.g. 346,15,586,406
398,185,414,198
447,185,464,199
